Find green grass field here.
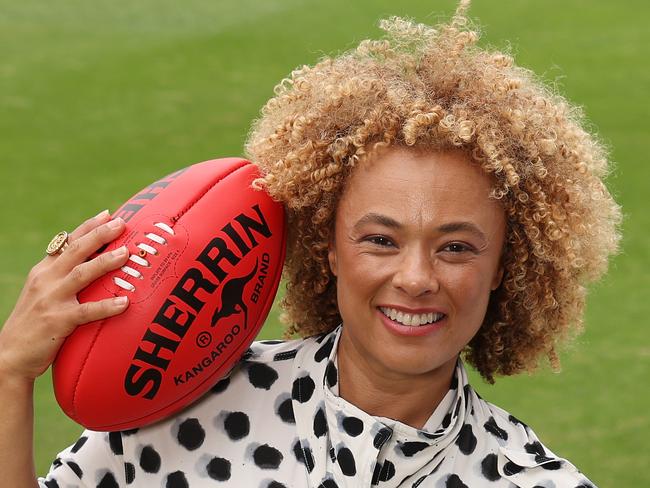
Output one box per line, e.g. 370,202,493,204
1,0,648,485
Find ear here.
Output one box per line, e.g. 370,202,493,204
327,235,338,277
491,266,504,291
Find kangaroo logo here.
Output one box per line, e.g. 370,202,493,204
211,258,258,330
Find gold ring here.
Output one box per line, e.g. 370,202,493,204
46,231,69,256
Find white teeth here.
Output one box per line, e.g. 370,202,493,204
379,307,445,327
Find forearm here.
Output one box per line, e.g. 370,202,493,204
0,371,39,488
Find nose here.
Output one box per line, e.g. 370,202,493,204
391,245,439,297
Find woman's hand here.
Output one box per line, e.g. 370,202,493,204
0,210,131,383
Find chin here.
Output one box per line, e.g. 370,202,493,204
377,350,457,379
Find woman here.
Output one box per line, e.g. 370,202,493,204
0,2,620,487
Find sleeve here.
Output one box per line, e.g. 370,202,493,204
37,429,127,488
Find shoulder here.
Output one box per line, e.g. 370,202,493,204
472,395,598,487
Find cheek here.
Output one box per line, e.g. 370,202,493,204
335,253,388,315
442,264,495,317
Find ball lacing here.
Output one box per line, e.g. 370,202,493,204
113,222,175,292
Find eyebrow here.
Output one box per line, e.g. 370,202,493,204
353,213,402,230
353,213,488,242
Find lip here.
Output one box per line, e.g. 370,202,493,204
376,307,447,337
377,304,447,315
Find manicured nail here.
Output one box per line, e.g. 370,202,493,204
111,246,127,257
108,217,124,229
113,296,128,306
94,209,110,220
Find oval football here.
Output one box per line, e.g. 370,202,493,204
52,158,286,431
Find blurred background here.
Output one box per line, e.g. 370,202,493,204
1,0,648,485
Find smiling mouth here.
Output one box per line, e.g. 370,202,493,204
379,307,446,327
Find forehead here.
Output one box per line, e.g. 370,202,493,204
337,147,502,226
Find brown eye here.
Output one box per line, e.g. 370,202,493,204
444,242,473,253
365,235,395,247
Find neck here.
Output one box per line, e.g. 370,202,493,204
336,332,456,429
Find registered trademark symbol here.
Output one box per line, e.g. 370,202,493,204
196,331,212,348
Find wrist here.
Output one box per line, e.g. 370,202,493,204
0,353,35,391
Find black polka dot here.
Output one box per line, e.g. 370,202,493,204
342,416,364,437
462,384,472,403
207,457,231,481
313,407,328,437
293,440,315,472
267,482,287,488
337,447,356,476
66,461,83,478
261,339,285,345
325,361,337,388
420,431,444,440
224,411,250,440
319,478,339,488
292,375,316,403
508,414,528,429
139,445,161,473
248,363,279,390
253,444,284,469
43,480,59,488
277,398,295,424
373,427,392,449
165,471,189,488
411,475,427,487
125,463,135,484
480,454,501,481
314,337,334,362
456,424,477,455
441,413,452,429
524,440,546,457
273,349,298,361
71,436,88,453
449,374,458,390
541,460,563,470
177,418,205,450
97,472,119,488
399,441,429,457
122,428,139,436
108,432,123,455
372,459,395,483
503,461,524,476
484,416,509,441
52,458,63,469
446,474,468,488
211,377,230,394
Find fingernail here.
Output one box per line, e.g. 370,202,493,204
108,217,124,229
95,209,110,220
111,246,127,257
113,296,128,306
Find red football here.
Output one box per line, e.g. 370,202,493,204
52,158,286,431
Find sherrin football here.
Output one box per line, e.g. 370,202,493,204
53,158,286,431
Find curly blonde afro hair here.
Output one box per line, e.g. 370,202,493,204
245,0,621,382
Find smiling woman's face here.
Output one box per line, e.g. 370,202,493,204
329,147,506,383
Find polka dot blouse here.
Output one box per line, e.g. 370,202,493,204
39,326,597,487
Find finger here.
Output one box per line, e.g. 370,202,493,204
57,245,131,297
53,217,126,273
62,295,130,330
68,209,111,241
42,210,111,267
